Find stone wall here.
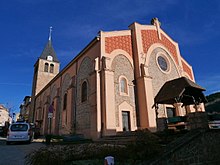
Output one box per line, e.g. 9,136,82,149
148,47,180,118
152,130,220,164
76,57,93,132
111,54,136,128
187,112,209,130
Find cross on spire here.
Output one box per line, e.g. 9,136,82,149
49,26,52,41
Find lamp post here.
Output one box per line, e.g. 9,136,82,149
12,113,15,123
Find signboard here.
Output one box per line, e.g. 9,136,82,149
48,104,54,113
48,113,53,119
48,104,54,119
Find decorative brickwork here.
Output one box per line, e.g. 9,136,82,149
105,35,132,56
182,59,193,79
141,30,178,65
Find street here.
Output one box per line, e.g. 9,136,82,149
0,137,45,165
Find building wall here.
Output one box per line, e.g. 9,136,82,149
0,105,11,126
128,19,196,130
76,57,93,136
33,60,60,96
34,39,100,138
20,96,31,122
32,19,197,139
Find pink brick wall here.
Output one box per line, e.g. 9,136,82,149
182,59,193,79
141,30,179,65
105,35,132,56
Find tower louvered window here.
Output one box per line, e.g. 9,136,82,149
44,63,49,72
50,64,54,73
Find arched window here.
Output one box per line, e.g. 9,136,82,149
120,77,128,95
63,93,67,110
50,64,54,73
81,81,88,102
44,63,49,72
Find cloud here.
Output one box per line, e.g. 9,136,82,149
59,23,100,41
104,0,177,18
14,0,60,4
56,49,75,58
0,83,31,86
163,2,220,46
57,0,179,40
7,48,41,59
164,20,220,47
197,74,220,95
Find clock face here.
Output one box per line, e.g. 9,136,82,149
157,56,168,71
47,55,53,61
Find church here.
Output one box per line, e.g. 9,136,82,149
30,18,206,140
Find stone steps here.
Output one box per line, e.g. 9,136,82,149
97,131,137,145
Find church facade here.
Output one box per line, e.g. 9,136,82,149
31,18,201,140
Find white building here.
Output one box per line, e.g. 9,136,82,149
0,105,11,126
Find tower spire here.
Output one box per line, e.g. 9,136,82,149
49,26,52,41
39,26,59,62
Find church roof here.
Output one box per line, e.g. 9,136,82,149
154,77,207,106
39,39,59,62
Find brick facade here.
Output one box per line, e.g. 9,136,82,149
182,59,193,79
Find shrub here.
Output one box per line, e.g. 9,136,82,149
25,147,65,165
126,129,162,163
25,143,126,165
25,130,163,165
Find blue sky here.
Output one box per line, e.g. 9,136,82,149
0,0,220,113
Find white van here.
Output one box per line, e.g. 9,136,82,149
6,122,33,145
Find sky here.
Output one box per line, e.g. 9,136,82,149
0,0,220,113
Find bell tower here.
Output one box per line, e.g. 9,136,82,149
31,27,60,97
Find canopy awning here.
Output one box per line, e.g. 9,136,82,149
154,77,207,106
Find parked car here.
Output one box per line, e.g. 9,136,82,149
6,122,33,145
209,120,220,129
208,114,220,129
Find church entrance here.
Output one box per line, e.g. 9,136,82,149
122,111,131,131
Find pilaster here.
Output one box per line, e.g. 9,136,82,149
136,63,156,131
101,56,116,136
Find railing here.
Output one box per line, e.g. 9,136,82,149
167,116,187,124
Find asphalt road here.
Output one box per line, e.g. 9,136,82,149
0,137,45,165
